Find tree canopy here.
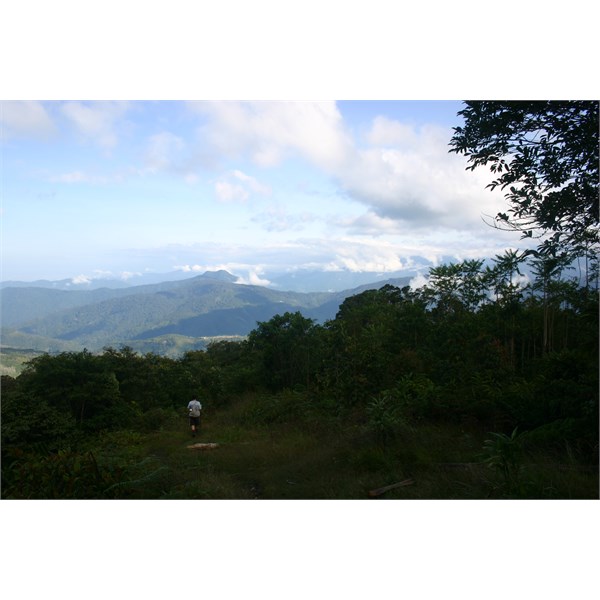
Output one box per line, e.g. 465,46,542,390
449,101,599,262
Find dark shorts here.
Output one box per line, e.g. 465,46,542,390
189,416,201,427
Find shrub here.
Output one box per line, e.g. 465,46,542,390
481,427,525,495
1,449,109,499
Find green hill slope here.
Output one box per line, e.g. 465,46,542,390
1,273,411,353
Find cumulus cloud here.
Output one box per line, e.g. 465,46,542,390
337,124,507,230
0,100,56,140
60,101,130,148
191,101,353,170
192,101,506,234
234,269,272,286
409,272,429,290
366,116,418,147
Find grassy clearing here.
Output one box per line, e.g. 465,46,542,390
73,402,598,500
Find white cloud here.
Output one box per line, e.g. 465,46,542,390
191,101,353,169
366,116,418,147
173,264,204,273
316,238,409,273
337,125,507,231
215,180,249,202
68,270,140,285
192,101,506,234
0,100,56,139
232,170,271,195
409,273,429,290
71,274,92,285
60,101,129,148
215,169,270,203
234,269,271,286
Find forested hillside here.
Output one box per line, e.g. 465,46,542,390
2,254,597,499
0,270,410,354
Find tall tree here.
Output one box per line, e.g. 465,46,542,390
248,312,318,391
449,101,599,263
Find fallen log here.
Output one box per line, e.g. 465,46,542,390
187,443,220,450
369,478,414,498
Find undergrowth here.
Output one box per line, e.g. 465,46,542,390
2,393,597,500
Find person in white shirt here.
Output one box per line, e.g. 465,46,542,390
187,396,202,437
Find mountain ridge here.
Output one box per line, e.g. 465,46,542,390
1,271,412,355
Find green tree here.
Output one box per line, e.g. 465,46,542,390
449,101,599,264
424,260,487,313
528,254,578,354
18,350,122,428
248,311,318,391
321,285,428,404
484,249,525,307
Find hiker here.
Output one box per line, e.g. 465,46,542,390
187,396,202,437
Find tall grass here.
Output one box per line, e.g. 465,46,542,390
4,391,597,499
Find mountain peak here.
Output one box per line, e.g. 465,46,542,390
199,270,238,283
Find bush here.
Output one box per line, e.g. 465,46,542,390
1,449,109,499
481,427,525,496
366,393,405,445
139,407,179,432
239,390,313,426
1,388,77,450
378,374,438,423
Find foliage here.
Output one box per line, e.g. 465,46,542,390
481,427,525,495
365,392,405,446
247,311,319,391
1,382,78,449
449,101,599,263
2,449,108,499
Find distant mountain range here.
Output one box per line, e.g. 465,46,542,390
1,270,412,356
0,260,433,293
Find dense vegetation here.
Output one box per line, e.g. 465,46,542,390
2,252,598,499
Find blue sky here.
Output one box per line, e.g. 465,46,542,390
2,1,594,288
2,99,530,284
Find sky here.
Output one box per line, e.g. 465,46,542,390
1,99,532,285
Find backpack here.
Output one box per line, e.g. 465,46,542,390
189,401,201,417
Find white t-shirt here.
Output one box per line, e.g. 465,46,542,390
188,399,202,417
